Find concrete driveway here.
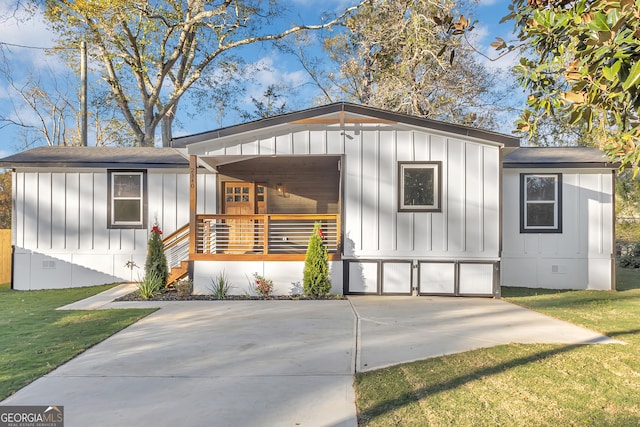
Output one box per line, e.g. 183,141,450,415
2,288,620,427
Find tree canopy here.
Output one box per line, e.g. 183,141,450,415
43,0,366,147
502,0,640,170
296,0,513,129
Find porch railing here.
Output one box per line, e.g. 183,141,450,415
163,223,190,269
195,214,340,257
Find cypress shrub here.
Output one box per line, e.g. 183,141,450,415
145,224,168,287
303,223,331,297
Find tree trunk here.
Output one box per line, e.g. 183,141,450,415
141,108,156,147
161,111,175,148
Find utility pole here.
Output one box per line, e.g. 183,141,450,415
80,40,88,146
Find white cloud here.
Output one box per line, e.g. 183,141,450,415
477,0,500,6
241,54,309,105
0,5,70,89
0,4,53,41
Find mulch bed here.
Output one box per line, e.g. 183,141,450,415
116,290,346,302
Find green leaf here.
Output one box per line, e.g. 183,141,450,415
622,60,640,90
602,61,621,82
569,110,582,124
588,12,610,32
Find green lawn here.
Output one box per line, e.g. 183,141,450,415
0,283,154,400
355,268,640,426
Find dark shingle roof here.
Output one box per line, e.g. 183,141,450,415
504,147,617,168
0,146,189,169
172,102,521,148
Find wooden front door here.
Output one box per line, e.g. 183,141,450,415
223,182,255,253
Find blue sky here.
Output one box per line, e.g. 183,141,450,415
0,0,523,157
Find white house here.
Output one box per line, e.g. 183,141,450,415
0,103,617,295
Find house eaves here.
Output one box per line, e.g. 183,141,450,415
503,147,618,169
0,146,190,169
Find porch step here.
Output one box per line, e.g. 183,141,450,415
167,261,189,287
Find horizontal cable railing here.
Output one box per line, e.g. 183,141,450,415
163,223,190,268
195,214,339,256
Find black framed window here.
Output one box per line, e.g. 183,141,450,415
520,173,562,233
398,161,441,212
108,170,147,229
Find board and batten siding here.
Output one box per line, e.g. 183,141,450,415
199,126,501,259
195,125,502,295
342,129,500,260
501,168,614,290
12,168,215,290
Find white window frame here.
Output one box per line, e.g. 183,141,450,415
108,171,146,229
520,173,562,233
398,161,441,212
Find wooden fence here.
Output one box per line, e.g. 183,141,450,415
0,229,11,284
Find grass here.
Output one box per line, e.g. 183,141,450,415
0,283,154,400
355,267,640,426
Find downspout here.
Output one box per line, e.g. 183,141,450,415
496,146,505,298
611,170,616,291
10,245,14,290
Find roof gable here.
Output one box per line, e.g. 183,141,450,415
172,102,520,150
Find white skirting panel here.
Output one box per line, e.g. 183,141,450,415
459,263,494,295
382,262,412,294
12,249,145,290
419,262,455,294
348,261,378,294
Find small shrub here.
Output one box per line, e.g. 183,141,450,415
138,273,163,300
253,273,274,298
303,223,331,297
145,225,169,287
210,270,233,298
620,243,640,268
175,279,193,298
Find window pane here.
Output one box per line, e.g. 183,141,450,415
526,177,555,201
114,199,141,222
527,203,555,227
404,168,434,206
226,187,233,194
242,187,249,194
113,174,141,197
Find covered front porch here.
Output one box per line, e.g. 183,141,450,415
164,155,343,285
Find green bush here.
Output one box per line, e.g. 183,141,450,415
138,272,164,299
620,242,640,268
210,270,233,297
145,225,168,287
303,223,331,297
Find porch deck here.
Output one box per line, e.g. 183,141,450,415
164,214,340,269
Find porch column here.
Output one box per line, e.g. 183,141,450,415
189,155,197,258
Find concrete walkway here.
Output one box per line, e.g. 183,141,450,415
3,285,622,427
